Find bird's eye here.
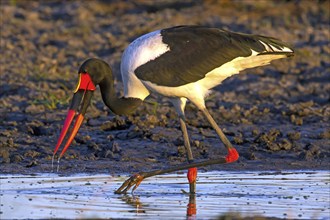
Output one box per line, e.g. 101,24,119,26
82,69,87,73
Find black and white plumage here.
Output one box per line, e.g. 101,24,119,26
122,26,293,105
53,25,294,194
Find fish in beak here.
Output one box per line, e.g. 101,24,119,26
53,73,96,160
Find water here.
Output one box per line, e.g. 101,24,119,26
1,171,329,219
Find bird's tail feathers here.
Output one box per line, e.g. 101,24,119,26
234,35,294,70
257,36,294,56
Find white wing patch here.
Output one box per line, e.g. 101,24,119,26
122,30,170,73
121,30,170,100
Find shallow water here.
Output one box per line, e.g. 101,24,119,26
0,171,329,219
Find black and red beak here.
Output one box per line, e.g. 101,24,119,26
53,73,96,159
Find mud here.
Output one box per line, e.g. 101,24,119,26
0,0,329,175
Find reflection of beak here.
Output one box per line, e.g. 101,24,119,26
53,73,96,159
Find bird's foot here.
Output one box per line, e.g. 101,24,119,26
115,173,145,194
225,148,239,163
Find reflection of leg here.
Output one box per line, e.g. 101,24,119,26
201,107,239,162
187,192,197,217
120,195,144,213
179,116,197,194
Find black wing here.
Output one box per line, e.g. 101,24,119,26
135,26,292,87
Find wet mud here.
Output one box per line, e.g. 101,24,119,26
0,1,329,175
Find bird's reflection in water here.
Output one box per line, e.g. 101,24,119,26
119,194,145,213
118,193,197,218
187,193,197,219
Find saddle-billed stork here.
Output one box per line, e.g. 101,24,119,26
53,25,294,194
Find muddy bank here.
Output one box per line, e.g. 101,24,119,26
0,0,329,175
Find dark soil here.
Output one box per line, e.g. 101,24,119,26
1,0,329,175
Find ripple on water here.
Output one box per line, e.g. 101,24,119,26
0,171,329,219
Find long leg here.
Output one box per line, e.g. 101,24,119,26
178,116,193,161
115,101,239,194
179,116,197,193
200,107,238,162
172,98,197,194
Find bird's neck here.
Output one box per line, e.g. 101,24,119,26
99,73,142,115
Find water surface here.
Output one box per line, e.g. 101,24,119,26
1,171,329,219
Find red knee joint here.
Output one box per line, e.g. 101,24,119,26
225,148,239,163
187,167,197,183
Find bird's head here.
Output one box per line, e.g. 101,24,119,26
77,58,110,88
53,58,111,159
